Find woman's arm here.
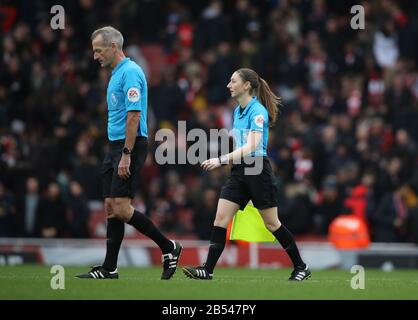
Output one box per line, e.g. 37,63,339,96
201,131,262,171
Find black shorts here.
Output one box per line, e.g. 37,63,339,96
102,137,148,199
220,157,279,210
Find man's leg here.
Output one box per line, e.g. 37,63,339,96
76,201,123,279
75,155,122,279
113,197,182,280
102,198,125,271
113,197,173,253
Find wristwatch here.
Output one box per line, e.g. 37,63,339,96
218,154,229,165
122,147,132,155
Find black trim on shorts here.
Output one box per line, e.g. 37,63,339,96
101,136,148,199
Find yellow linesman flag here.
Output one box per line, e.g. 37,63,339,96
229,204,276,242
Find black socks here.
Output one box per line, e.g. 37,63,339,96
273,225,306,269
102,218,125,271
204,226,227,274
128,210,174,254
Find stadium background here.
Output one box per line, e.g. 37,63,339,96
1,0,418,271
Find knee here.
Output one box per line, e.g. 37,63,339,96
213,212,231,228
111,198,131,220
264,220,281,233
104,199,114,218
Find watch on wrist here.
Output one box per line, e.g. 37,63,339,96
219,154,229,165
122,147,132,155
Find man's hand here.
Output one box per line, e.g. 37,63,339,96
118,154,131,179
201,158,221,171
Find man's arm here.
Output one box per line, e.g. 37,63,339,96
124,110,140,151
118,111,140,179
119,66,144,179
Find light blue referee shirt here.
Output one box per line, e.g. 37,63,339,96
232,96,268,157
106,57,148,141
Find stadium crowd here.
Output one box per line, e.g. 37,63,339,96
1,0,418,243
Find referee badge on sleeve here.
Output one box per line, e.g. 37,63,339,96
254,114,265,128
127,87,140,102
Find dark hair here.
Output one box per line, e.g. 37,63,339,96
236,68,281,126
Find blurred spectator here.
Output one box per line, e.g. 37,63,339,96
1,1,418,241
314,175,345,235
68,181,90,238
70,137,101,200
406,205,418,243
368,184,411,242
204,43,235,105
344,171,376,233
194,0,228,52
15,177,40,237
150,67,185,125
373,19,399,69
402,183,418,243
276,42,307,92
193,188,217,240
34,182,68,238
0,181,15,237
280,183,313,235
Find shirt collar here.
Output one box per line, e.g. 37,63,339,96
238,96,257,118
112,57,130,75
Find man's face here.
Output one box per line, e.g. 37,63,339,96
92,34,115,68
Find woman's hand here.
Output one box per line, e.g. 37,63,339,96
201,158,222,171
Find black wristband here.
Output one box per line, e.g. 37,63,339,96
122,147,132,155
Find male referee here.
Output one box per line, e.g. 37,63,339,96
76,26,182,280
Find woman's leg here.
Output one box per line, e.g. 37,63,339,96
259,206,307,270
205,199,240,272
183,198,239,279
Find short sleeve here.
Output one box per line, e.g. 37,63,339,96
123,69,143,111
249,108,267,132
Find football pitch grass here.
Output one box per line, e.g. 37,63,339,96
0,265,417,300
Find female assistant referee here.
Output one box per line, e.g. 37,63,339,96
183,68,311,281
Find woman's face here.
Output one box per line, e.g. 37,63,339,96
227,72,251,99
